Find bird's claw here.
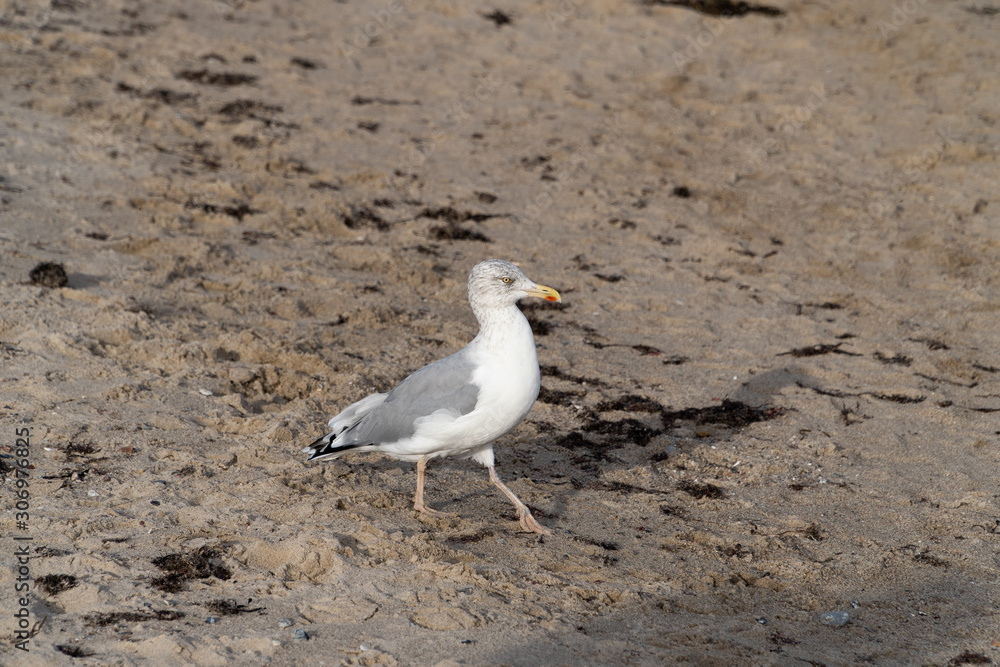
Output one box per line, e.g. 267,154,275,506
519,512,551,535
415,504,448,517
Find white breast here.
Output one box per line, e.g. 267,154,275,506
467,311,541,441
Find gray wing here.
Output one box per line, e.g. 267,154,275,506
340,351,480,446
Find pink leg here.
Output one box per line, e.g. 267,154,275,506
488,466,551,535
413,455,446,516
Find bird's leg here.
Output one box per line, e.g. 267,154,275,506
488,465,551,535
413,455,446,516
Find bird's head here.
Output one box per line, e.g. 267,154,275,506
467,259,561,312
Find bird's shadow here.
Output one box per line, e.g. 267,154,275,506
505,366,816,535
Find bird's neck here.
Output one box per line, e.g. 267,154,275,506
472,305,534,353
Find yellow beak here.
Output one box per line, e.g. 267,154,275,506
525,283,561,303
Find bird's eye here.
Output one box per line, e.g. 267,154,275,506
501,276,512,284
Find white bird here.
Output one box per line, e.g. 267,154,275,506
304,259,561,535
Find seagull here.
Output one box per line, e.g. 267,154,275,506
304,259,561,535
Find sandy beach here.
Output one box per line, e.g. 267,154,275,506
1,0,999,664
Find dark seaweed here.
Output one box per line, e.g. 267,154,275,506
342,206,389,231
185,201,258,221
483,9,512,26
86,610,184,626
29,262,68,288
176,70,257,86
539,364,609,387
418,207,502,223
290,57,320,69
36,574,78,596
663,399,784,428
573,535,620,551
150,546,231,593
914,550,949,568
596,395,666,414
642,0,784,17
909,337,949,351
777,342,861,357
677,480,726,499
429,224,491,242
583,417,661,447
205,599,265,616
218,99,283,119
874,351,912,366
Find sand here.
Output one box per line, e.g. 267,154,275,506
1,0,998,664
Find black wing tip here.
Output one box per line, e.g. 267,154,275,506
303,432,333,460
303,435,366,461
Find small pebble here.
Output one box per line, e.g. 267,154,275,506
277,618,294,628
819,611,851,627
206,617,218,624
199,389,214,396
293,629,308,641
850,600,860,609
756,617,767,625
88,490,99,497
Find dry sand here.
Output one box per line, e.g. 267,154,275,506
1,0,999,664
